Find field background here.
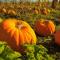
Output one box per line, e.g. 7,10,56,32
0,0,60,60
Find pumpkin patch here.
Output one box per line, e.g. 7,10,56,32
0,1,60,60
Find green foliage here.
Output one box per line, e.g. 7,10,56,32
22,44,54,60
0,41,55,60
0,41,22,60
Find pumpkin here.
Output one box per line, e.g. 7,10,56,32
54,30,60,45
41,8,50,15
32,9,39,14
34,19,55,36
2,8,7,14
41,8,47,15
34,9,39,14
0,18,37,51
8,10,16,15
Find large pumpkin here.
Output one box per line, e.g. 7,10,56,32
0,18,37,51
34,19,55,36
54,30,60,45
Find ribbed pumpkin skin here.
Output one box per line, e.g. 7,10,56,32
0,18,37,51
34,19,55,36
54,30,60,45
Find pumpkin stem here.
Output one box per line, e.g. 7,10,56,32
16,21,25,29
44,20,49,24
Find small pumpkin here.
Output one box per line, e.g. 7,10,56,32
54,30,60,45
34,19,55,36
32,8,39,14
41,8,47,15
41,8,50,15
2,8,7,14
8,9,16,15
0,18,37,51
34,9,39,14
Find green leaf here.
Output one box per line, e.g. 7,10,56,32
0,41,7,54
6,52,21,60
0,41,22,60
23,44,35,53
0,57,4,60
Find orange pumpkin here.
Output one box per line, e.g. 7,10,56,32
54,30,60,45
2,8,7,14
34,19,55,36
34,9,39,14
32,9,39,14
41,8,50,15
41,8,47,15
0,18,37,51
8,9,16,15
